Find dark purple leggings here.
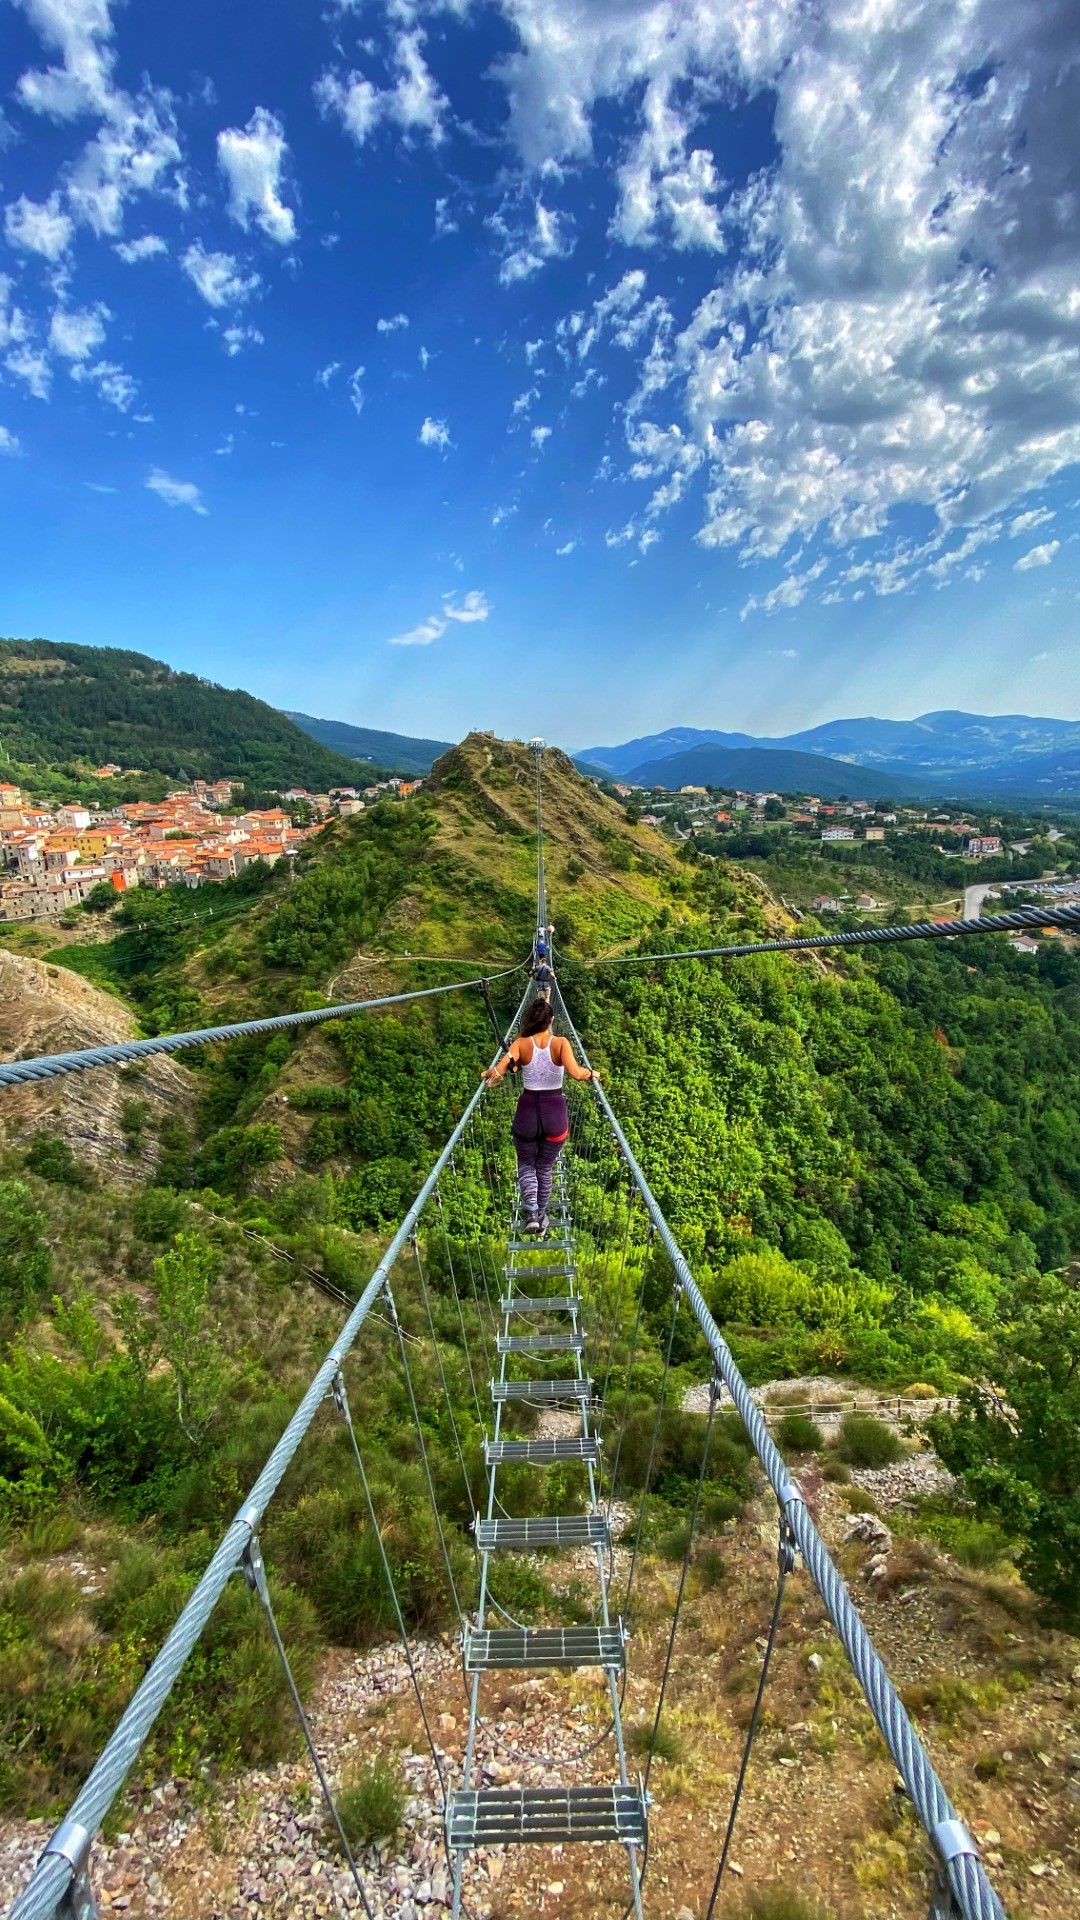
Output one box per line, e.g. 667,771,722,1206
515,1135,564,1217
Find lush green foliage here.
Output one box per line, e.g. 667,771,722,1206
334,1760,406,1847
835,1413,903,1469
0,637,363,788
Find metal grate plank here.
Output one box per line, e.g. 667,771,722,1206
497,1332,584,1354
491,1377,592,1403
499,1295,579,1314
448,1785,646,1849
485,1436,600,1465
464,1624,625,1672
504,1265,576,1280
475,1514,610,1550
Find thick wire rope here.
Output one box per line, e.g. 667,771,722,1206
587,900,1080,971
0,962,529,1088
704,1518,796,1918
410,1232,477,1526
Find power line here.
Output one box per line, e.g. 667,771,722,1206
587,899,1080,969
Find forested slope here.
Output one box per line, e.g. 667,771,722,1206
0,732,1078,1852
0,638,367,789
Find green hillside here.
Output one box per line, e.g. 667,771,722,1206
0,638,368,790
1,733,1078,1853
627,741,927,799
284,710,453,775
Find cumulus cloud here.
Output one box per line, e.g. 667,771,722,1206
146,467,207,513
348,366,365,414
14,0,183,237
474,0,1080,585
114,233,166,262
4,192,73,259
71,358,136,411
315,361,341,386
419,415,450,448
1014,541,1060,571
496,200,570,285
555,539,576,555
1009,508,1055,538
0,426,21,456
377,312,409,333
741,556,828,620
217,107,296,245
181,242,259,308
530,424,551,448
221,323,264,357
316,28,447,149
388,614,447,647
49,303,109,360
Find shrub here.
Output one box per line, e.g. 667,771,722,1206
0,1182,52,1317
21,1510,82,1557
334,1760,406,1848
836,1413,902,1469
776,1412,823,1453
133,1187,187,1245
24,1133,92,1190
822,1455,851,1483
696,1546,727,1589
626,1717,684,1764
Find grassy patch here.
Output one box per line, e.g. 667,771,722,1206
333,1759,406,1849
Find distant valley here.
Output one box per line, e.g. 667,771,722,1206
285,711,453,777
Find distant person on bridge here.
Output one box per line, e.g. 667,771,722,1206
481,998,597,1235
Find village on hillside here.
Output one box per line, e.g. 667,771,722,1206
0,766,424,922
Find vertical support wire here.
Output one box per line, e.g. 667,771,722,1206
410,1229,477,1525
704,1512,797,1918
386,1283,466,1629
240,1536,376,1920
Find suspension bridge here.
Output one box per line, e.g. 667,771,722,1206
8,737,1067,1920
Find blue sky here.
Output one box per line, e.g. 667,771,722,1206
0,0,1077,751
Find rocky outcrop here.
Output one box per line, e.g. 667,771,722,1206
0,950,196,1185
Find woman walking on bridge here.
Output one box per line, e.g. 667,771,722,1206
482,998,596,1235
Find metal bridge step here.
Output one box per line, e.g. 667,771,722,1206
464,1624,625,1672
448,1785,646,1849
497,1332,584,1354
507,1239,573,1252
475,1514,610,1551
504,1264,576,1280
485,1436,601,1465
500,1295,579,1315
491,1377,592,1403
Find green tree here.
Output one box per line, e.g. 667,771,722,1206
930,1269,1080,1622
195,1123,283,1195
116,1233,227,1445
0,1182,51,1317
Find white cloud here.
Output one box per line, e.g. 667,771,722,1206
496,200,570,285
389,586,490,645
4,192,73,260
442,589,490,623
555,539,576,555
181,242,259,309
217,107,296,245
1014,541,1060,571
477,0,1080,577
434,195,458,237
49,302,109,360
530,424,551,448
72,358,136,411
146,467,207,514
781,648,797,659
419,415,450,448
221,323,264,357
388,614,447,647
114,233,166,262
741,557,827,620
491,503,516,527
316,28,447,150
418,345,432,370
84,480,116,491
315,361,341,386
1009,508,1055,538
5,344,51,399
348,366,365,414
0,426,21,456
377,312,409,333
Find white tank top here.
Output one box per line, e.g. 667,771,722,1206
521,1034,564,1090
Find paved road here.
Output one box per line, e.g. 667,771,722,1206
964,880,993,918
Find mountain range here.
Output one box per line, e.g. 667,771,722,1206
578,712,1080,800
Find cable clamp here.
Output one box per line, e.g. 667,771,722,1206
707,1363,726,1408
241,1535,270,1607
236,1500,261,1535
44,1818,99,1920
330,1369,348,1418
933,1819,979,1865
777,1508,799,1574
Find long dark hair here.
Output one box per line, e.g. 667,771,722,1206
520,997,554,1038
